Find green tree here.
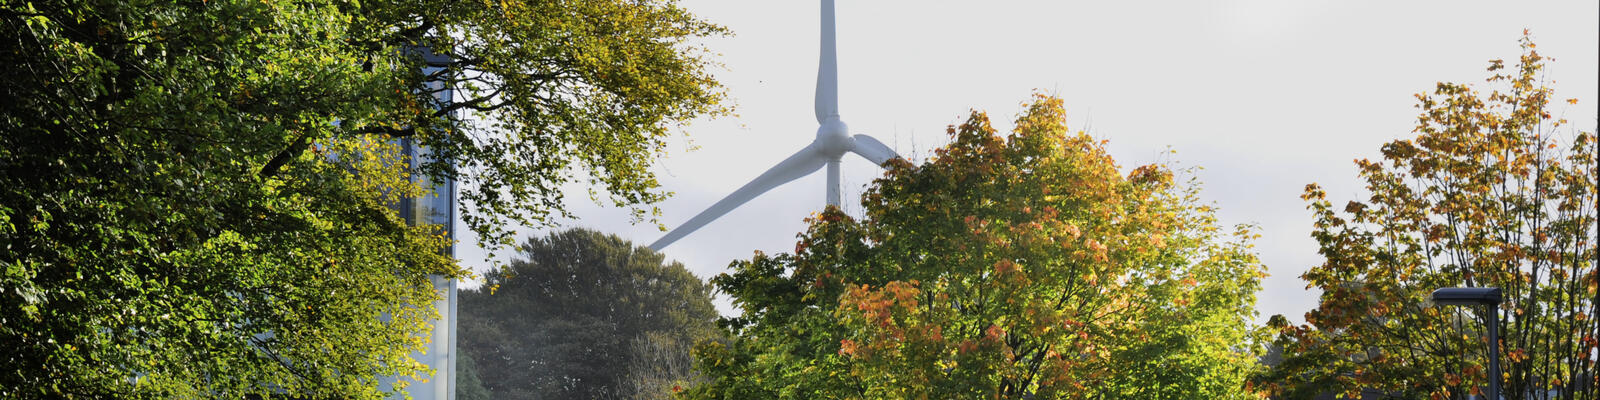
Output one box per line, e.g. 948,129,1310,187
459,228,720,400
686,95,1268,399
0,0,725,397
456,351,493,400
1255,36,1598,400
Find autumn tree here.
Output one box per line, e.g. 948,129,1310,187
1255,36,1598,400
0,0,724,397
685,95,1268,399
458,228,720,400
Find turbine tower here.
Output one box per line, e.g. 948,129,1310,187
648,0,901,251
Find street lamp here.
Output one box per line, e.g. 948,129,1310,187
1431,287,1502,400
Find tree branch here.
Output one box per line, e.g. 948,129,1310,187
354,125,417,138
437,87,507,116
259,133,313,178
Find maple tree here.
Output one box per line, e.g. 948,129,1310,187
684,95,1268,399
1255,36,1598,400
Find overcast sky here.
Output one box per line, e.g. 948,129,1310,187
459,0,1598,323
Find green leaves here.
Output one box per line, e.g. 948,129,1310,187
1,0,724,397
687,94,1267,400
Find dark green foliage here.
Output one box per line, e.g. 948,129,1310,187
456,351,493,400
459,228,720,400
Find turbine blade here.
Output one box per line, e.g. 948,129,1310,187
815,0,839,123
849,134,901,166
650,145,827,250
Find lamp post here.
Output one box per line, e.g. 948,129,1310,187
1431,287,1502,400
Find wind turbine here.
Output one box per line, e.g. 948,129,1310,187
648,0,901,251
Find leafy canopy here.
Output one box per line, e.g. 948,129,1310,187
459,228,720,400
1255,35,1598,400
0,0,724,397
687,95,1268,399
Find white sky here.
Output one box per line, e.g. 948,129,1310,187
459,0,1599,324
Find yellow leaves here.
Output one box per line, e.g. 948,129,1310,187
841,281,923,337
1085,239,1108,262
1127,164,1173,187
1343,201,1367,215
1507,348,1530,363
1062,223,1081,240
1301,183,1327,201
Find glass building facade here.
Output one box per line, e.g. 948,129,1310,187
378,49,458,400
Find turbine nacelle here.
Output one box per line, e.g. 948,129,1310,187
815,119,852,156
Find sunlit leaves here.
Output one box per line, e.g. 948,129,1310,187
0,0,724,397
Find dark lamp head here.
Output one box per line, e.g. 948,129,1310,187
1430,287,1502,306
